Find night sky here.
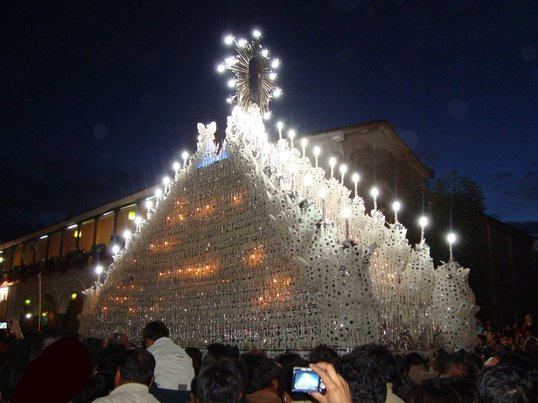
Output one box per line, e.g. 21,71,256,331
2,0,537,243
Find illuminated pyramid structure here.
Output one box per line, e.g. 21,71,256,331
79,33,478,351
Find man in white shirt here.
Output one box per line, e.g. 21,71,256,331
93,348,159,403
142,320,195,403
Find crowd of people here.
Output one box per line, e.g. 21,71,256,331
0,314,537,403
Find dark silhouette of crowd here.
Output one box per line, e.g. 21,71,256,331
0,314,537,403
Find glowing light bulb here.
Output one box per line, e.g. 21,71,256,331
273,88,282,98
392,200,401,223
370,187,379,210
313,146,321,168
172,161,180,171
237,38,247,47
111,244,120,254
271,58,280,68
300,138,308,157
162,176,171,186
224,56,235,67
447,232,457,260
252,29,262,38
277,121,284,130
134,216,142,225
269,72,277,80
24,313,32,320
224,34,234,45
418,216,428,243
263,111,271,120
339,164,348,184
261,48,269,57
419,216,428,228
227,78,236,88
342,206,351,219
123,230,131,239
329,157,337,178
216,64,225,73
95,265,103,275
155,188,163,198
352,173,360,184
226,96,234,104
288,130,296,148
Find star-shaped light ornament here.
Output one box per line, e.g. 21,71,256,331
217,30,282,116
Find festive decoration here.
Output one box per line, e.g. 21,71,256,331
79,33,478,352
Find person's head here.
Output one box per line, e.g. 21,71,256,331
275,351,303,368
115,348,155,387
353,344,400,386
142,320,169,348
186,347,204,375
30,328,78,361
436,349,468,378
477,334,487,347
309,344,339,364
477,365,535,403
195,359,243,403
206,343,230,361
251,358,282,392
335,351,386,403
524,314,533,324
406,379,462,403
239,349,267,394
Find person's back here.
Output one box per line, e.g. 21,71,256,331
143,320,194,403
92,348,160,403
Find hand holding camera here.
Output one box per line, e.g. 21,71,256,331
308,362,351,403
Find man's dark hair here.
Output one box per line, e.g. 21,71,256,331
309,344,339,364
477,365,535,403
186,347,203,375
335,352,386,403
239,349,267,394
142,320,169,342
118,348,155,386
353,344,400,388
275,351,303,368
196,358,243,403
207,343,232,360
406,379,462,403
251,358,282,391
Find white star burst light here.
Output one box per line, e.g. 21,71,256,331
218,32,282,115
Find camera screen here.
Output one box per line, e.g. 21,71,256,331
292,368,321,393
0,322,8,329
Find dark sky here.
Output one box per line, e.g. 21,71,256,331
1,0,537,243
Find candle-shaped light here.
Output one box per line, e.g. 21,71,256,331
300,138,308,158
155,188,163,198
339,164,348,185
447,232,457,261
418,216,428,243
392,200,401,223
145,200,153,209
351,173,360,199
342,206,352,241
313,146,321,168
181,151,190,168
370,187,379,210
277,121,284,140
288,130,296,149
329,157,337,179
172,161,180,172
95,264,104,284
162,176,171,187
